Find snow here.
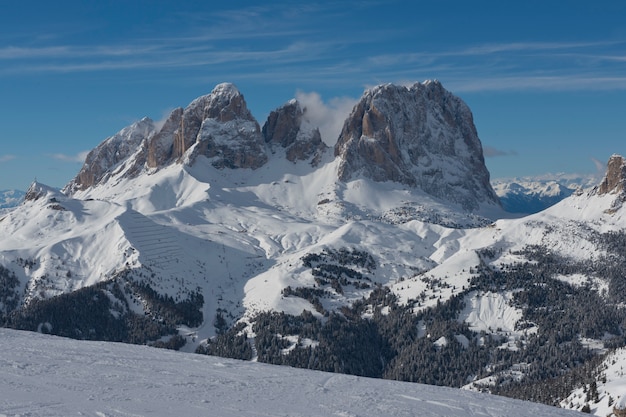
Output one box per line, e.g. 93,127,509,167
0,328,580,417
3,145,625,354
459,291,522,335
211,81,241,97
554,273,609,296
561,346,626,415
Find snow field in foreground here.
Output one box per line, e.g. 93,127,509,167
0,328,581,417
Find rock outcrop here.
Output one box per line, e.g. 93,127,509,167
24,181,58,202
334,81,499,211
597,154,626,195
65,81,503,211
66,83,270,195
262,99,327,165
149,83,268,170
65,117,156,193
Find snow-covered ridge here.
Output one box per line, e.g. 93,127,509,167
64,117,156,193
562,345,626,415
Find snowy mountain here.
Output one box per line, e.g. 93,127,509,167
336,81,500,211
0,188,24,211
2,81,626,413
492,179,576,214
0,81,501,337
0,328,580,417
492,173,600,214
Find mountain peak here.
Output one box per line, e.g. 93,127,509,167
147,82,264,170
597,154,626,195
334,81,499,211
65,117,156,193
211,82,241,98
262,99,327,165
24,181,57,201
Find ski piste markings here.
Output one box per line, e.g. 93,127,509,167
123,210,183,272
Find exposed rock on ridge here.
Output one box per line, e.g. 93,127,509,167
597,154,626,195
335,81,499,211
65,83,270,195
262,99,327,165
149,83,268,170
65,117,156,193
24,181,48,202
66,81,501,213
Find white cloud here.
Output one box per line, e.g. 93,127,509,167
0,154,16,162
295,91,358,146
50,151,89,163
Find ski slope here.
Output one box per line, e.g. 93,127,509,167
0,328,581,417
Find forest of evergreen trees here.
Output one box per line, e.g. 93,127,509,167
199,231,626,408
0,268,203,348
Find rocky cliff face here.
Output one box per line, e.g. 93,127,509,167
597,154,626,195
262,99,327,165
149,83,267,170
66,84,270,195
65,117,156,193
335,81,499,211
66,81,501,211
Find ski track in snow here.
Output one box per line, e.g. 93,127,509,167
0,329,581,417
120,209,184,272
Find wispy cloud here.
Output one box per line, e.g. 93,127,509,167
0,2,393,80
448,75,626,93
483,147,518,158
1,1,625,95
49,151,89,163
364,40,626,93
0,154,16,162
456,40,623,56
0,40,341,76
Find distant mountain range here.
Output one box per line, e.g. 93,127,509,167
1,81,625,416
492,174,600,214
0,189,24,210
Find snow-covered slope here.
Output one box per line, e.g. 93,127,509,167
1,83,624,346
561,346,626,416
0,149,498,347
0,328,581,417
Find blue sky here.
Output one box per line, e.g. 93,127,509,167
1,0,625,190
